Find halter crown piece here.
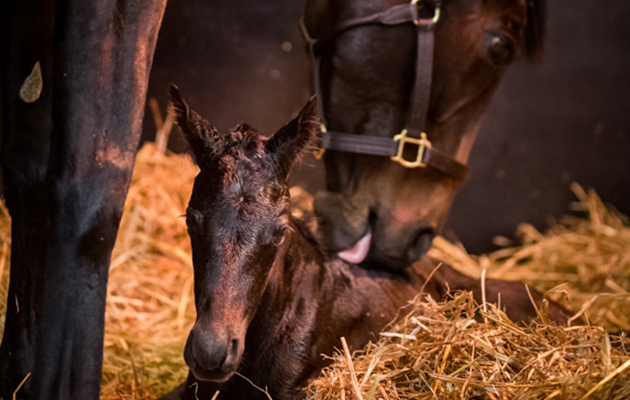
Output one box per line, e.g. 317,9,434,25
301,0,469,182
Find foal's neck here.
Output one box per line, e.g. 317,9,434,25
244,218,326,355
267,218,326,298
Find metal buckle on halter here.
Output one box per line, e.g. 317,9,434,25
411,0,441,24
314,123,327,159
431,8,441,23
391,129,432,168
314,148,326,160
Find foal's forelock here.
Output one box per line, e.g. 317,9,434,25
198,132,281,201
205,129,268,168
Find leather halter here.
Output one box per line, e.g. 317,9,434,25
301,0,469,182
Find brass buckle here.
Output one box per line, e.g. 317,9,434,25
432,7,441,23
314,123,327,159
313,148,326,160
411,0,441,24
391,129,432,168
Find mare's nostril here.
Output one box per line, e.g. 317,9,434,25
408,228,435,262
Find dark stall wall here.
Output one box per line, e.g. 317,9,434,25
143,0,312,152
444,0,630,252
143,0,630,254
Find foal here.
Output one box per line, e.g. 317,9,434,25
166,87,441,399
165,86,566,400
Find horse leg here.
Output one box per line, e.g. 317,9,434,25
0,1,57,395
0,0,166,398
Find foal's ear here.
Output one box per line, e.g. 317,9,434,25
266,97,319,178
170,84,218,163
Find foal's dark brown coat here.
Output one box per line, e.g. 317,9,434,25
163,87,567,400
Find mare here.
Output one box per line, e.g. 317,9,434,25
0,1,166,398
162,87,567,400
302,0,547,269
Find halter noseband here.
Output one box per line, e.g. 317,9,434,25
301,0,469,182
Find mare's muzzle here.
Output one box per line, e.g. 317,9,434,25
314,191,436,268
368,221,435,269
184,323,244,382
314,191,370,253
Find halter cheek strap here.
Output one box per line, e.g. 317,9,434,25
302,0,469,182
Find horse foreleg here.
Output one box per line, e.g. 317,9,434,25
0,0,166,398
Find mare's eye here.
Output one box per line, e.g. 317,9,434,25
272,225,288,246
483,31,516,67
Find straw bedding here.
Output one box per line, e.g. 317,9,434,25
306,293,630,400
428,182,630,333
0,143,628,399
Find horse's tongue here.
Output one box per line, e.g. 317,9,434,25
337,232,372,264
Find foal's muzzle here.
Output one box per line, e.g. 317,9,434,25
184,324,243,382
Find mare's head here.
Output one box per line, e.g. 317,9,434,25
170,86,318,382
304,0,546,269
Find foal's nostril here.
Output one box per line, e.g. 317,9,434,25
225,338,240,367
184,329,243,382
186,328,231,371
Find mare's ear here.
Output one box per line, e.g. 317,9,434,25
266,97,319,178
170,84,219,164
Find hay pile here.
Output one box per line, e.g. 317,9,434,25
101,143,199,398
0,201,10,337
428,183,630,333
306,292,630,400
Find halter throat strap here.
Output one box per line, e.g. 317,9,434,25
302,0,469,182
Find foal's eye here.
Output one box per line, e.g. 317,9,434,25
185,217,196,232
185,209,203,233
483,31,516,67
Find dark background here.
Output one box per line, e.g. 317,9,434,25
144,0,630,254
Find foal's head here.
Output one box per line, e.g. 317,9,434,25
303,0,546,269
171,86,318,382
